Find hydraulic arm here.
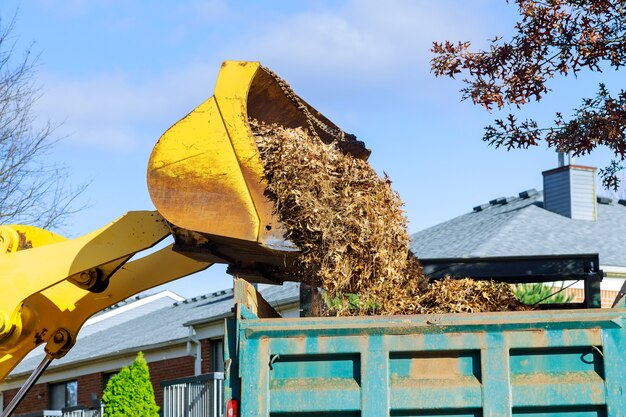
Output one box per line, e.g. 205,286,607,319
0,211,213,382
0,212,214,416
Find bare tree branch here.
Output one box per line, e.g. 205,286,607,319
0,13,86,229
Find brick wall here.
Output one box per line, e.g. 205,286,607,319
600,289,620,307
6,377,102,416
563,288,618,308
77,373,104,407
2,382,48,415
201,338,214,373
2,354,196,416
148,355,195,407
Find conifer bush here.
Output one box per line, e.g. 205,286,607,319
102,352,159,417
514,282,574,305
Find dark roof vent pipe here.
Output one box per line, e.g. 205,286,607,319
557,151,574,167
519,189,538,199
542,153,596,221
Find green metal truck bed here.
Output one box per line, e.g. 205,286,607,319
226,307,626,417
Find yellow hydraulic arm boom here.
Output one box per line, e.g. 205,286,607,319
0,212,214,380
0,212,214,415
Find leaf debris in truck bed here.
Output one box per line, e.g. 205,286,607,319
251,120,527,315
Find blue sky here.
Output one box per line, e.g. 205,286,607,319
2,1,622,297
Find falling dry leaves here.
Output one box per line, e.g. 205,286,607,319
251,120,527,315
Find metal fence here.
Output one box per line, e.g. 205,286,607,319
40,410,99,417
40,409,100,417
162,372,224,417
63,410,100,417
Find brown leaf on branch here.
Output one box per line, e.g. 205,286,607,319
431,0,626,189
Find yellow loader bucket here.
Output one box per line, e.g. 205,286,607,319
148,61,369,281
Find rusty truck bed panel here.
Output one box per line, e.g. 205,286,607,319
230,308,626,416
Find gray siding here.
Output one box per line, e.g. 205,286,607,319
570,168,596,221
543,166,596,221
543,169,571,218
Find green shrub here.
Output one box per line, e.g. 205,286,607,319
102,352,159,417
514,282,574,305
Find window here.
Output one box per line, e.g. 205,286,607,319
210,338,224,372
103,372,117,388
49,380,77,410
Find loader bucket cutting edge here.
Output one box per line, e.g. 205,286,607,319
147,61,369,276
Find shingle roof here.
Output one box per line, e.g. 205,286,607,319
10,282,299,378
14,291,184,368
79,292,182,338
410,190,626,267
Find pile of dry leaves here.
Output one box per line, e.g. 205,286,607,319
251,120,527,315
416,278,527,313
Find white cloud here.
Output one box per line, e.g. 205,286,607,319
31,1,506,152
232,0,497,82
36,62,221,151
194,0,510,116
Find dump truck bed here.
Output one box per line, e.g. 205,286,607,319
226,306,626,416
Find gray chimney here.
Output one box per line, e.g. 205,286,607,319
542,164,597,220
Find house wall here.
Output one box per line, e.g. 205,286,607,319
77,373,105,407
0,292,301,415
200,338,212,374
2,303,317,415
3,351,199,416
2,382,49,415
600,290,618,308
564,288,619,308
148,355,195,406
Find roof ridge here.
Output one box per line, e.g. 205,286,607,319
473,189,540,213
173,287,233,307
